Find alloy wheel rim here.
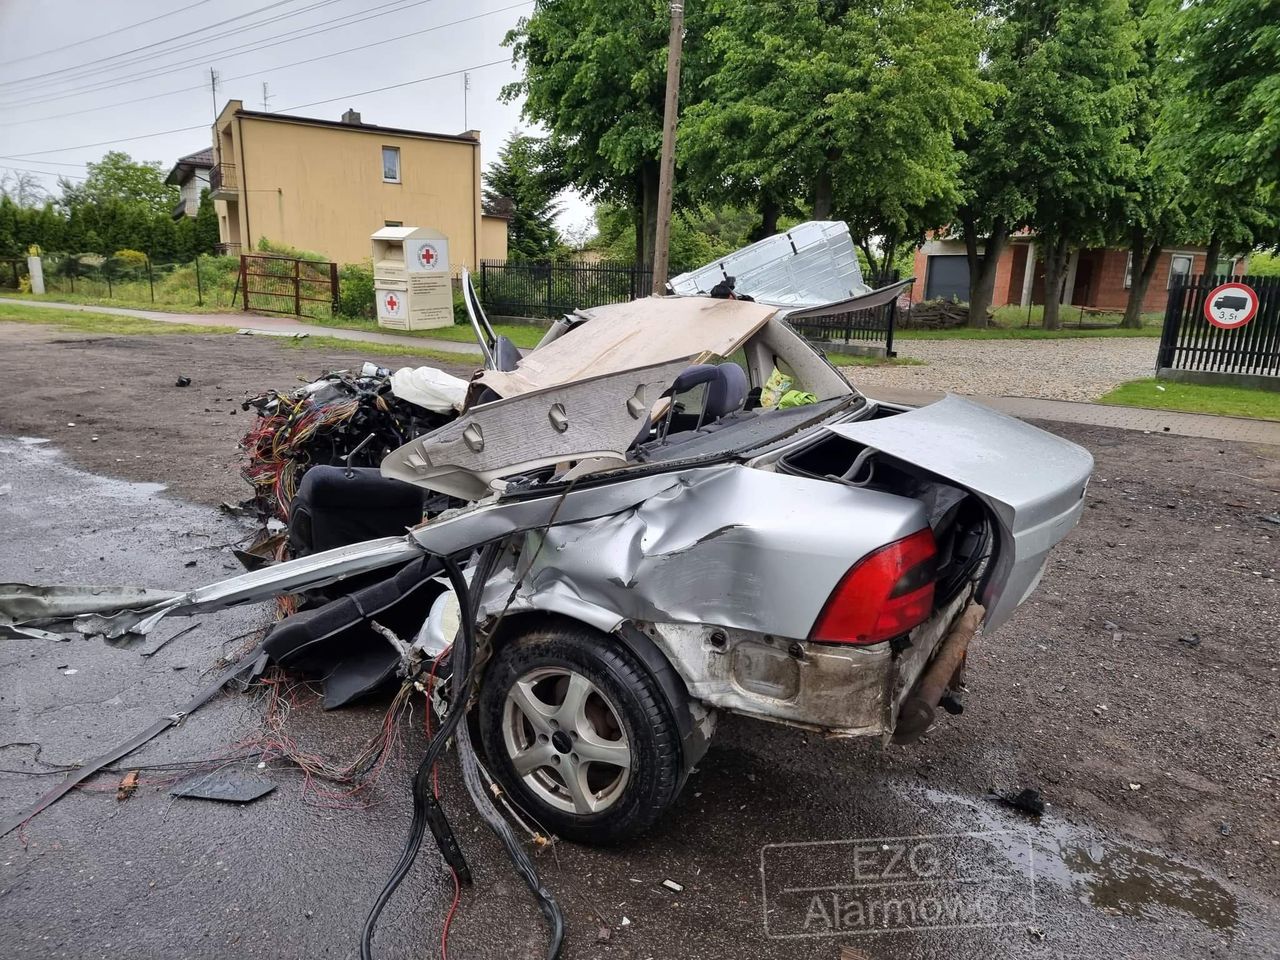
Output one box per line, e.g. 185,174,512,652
501,666,631,814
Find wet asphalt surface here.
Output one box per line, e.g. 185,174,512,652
1,329,1279,960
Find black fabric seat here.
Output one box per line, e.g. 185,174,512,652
263,555,444,708
288,466,426,558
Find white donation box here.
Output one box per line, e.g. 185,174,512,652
372,226,453,330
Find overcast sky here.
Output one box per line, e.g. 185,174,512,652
0,0,591,233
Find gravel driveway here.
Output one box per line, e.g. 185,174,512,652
848,336,1159,401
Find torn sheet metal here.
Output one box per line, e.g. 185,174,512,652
0,536,426,642
0,583,181,623
170,769,276,803
668,221,869,308
1,471,688,640
477,465,928,639
826,394,1093,631
472,296,776,399
381,360,693,499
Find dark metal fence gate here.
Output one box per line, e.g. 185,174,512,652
240,253,339,317
478,259,657,319
1158,274,1280,388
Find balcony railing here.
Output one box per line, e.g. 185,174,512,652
210,162,238,197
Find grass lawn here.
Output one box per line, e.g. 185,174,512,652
2,291,230,315
895,305,1164,340
0,303,227,337
0,303,481,365
1098,379,1280,421
310,314,546,348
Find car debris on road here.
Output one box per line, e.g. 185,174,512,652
0,222,1093,960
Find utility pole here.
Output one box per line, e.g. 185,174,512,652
209,68,220,118
650,0,685,296
463,72,471,129
262,82,272,112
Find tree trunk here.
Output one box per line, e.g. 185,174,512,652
812,168,833,220
962,216,1007,328
1122,228,1162,328
640,161,660,267
750,194,780,242
1203,232,1222,280
1041,237,1071,330
633,192,645,267
877,229,900,284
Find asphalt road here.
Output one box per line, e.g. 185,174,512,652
1,327,1278,960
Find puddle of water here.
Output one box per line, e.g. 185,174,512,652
17,436,50,445
921,788,1238,931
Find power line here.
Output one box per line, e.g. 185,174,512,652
278,58,508,114
0,0,323,89
0,155,88,169
0,165,86,182
8,125,213,160
4,58,511,161
2,2,529,127
0,0,433,109
0,0,218,68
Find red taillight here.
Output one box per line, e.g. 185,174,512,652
809,528,938,645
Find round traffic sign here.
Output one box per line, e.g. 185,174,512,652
1203,282,1258,329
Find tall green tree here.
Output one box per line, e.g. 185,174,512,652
1027,0,1140,330
957,0,1140,328
0,171,49,208
504,0,713,265
482,133,563,260
72,151,178,218
682,0,992,271
1157,0,1280,272
193,188,220,256
1111,0,1188,327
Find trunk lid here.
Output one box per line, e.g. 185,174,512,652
825,394,1093,630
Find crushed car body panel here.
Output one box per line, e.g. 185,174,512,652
381,360,694,499
475,464,928,639
826,394,1093,630
668,221,869,307
472,295,776,399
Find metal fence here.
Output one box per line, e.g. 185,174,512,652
24,253,240,308
476,258,903,355
1158,274,1280,386
0,257,25,289
240,253,339,318
477,259,662,319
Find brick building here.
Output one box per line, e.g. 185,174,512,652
910,235,1246,313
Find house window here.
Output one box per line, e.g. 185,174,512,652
1214,257,1237,277
1123,252,1133,289
1167,254,1193,288
384,220,402,227
382,146,400,183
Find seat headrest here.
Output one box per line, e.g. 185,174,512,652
704,363,748,420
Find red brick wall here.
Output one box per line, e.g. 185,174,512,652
991,245,1014,308
1090,248,1211,313
1000,245,1028,306
910,246,928,302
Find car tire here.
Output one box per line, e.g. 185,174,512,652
477,619,684,844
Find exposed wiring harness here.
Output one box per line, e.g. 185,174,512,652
361,526,568,960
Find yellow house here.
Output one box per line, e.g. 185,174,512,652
210,100,508,267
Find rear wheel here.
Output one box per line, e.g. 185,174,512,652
477,620,684,844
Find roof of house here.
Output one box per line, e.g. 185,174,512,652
232,107,480,145
165,147,215,185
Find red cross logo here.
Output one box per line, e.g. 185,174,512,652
418,244,437,268
385,294,399,312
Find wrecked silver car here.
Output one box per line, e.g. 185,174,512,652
1,225,1092,849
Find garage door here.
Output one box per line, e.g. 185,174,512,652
924,255,978,302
